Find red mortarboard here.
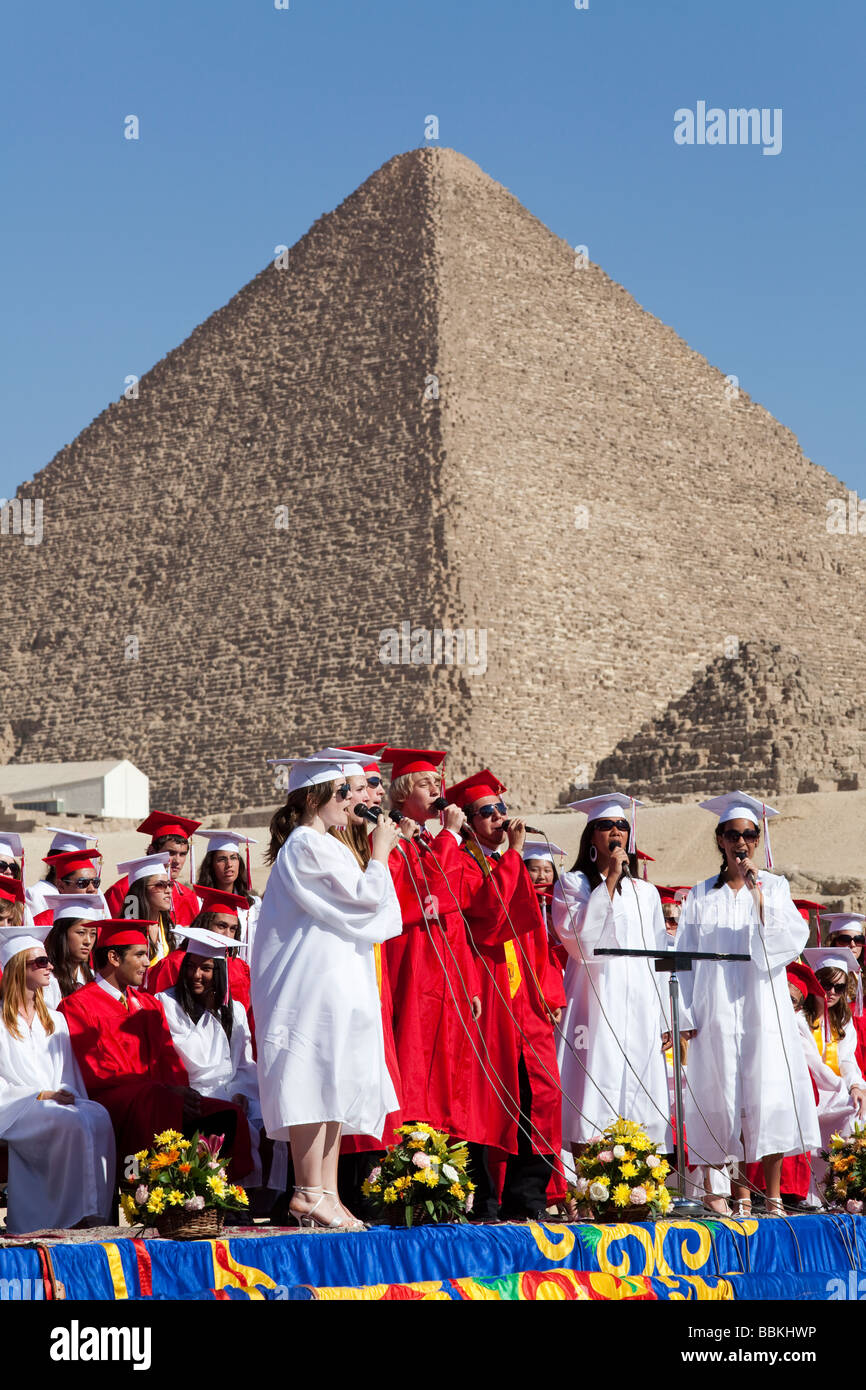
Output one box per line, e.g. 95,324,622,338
786,960,826,1001
136,811,202,841
793,898,824,923
0,873,26,906
43,851,102,876
445,769,507,811
96,919,153,950
341,743,388,773
193,884,248,919
380,747,447,779
636,850,655,862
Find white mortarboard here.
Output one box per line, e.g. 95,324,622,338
178,926,236,959
116,853,171,886
823,913,866,936
0,922,52,971
0,833,24,860
566,793,643,854
45,827,100,855
698,791,778,869
803,944,862,1016
267,750,365,792
194,829,259,854
51,892,109,924
522,841,566,864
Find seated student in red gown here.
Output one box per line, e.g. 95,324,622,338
30,851,104,927
104,812,202,927
59,919,252,1176
446,770,566,1222
379,746,482,1145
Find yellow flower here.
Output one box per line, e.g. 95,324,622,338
146,1191,165,1214
466,1180,476,1192
176,1139,191,1151
166,1190,185,1207
449,1183,465,1199
643,1182,656,1202
612,1184,631,1207
657,1186,671,1212
120,1194,138,1221
383,1186,398,1204
395,1176,412,1193
412,1171,429,1184
654,1160,670,1179
207,1175,227,1198
631,1135,652,1152
134,1149,148,1163
619,1162,638,1180
154,1129,183,1147
424,1168,439,1187
232,1186,249,1206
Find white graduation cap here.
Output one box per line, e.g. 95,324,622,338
0,833,24,861
177,926,238,959
194,829,259,854
45,827,100,855
566,793,642,855
822,913,866,938
698,791,778,869
0,922,52,971
51,892,109,924
267,749,365,792
522,841,566,864
117,853,171,886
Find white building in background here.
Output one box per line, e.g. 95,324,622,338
0,759,149,819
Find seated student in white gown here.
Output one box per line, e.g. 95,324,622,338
193,830,261,953
0,920,116,1234
159,927,287,1203
43,893,109,1009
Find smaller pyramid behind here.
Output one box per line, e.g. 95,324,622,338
588,642,866,800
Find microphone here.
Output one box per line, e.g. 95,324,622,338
431,796,448,812
353,803,383,825
501,819,545,835
736,850,757,889
388,809,404,825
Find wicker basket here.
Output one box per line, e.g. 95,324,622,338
153,1205,224,1240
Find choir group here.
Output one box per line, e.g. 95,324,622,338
0,743,863,1233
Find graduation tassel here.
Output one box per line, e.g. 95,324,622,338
627,797,637,857
762,802,774,870
245,837,252,895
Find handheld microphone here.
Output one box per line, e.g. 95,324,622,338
353,803,383,826
735,850,757,889
501,819,545,835
431,796,448,812
388,809,404,825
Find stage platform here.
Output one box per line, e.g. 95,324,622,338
1,1214,864,1300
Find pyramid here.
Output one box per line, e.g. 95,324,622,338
1,147,862,813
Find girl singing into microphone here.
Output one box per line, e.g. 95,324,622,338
676,792,820,1216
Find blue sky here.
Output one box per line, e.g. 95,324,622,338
2,0,863,498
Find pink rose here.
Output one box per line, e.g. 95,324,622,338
630,1186,648,1205
368,1166,382,1182
134,1185,149,1204
846,1199,863,1214
598,1150,614,1164
465,1191,474,1212
412,1152,431,1168
184,1195,206,1211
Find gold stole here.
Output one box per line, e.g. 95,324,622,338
465,841,521,998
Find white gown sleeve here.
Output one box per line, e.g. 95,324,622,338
753,875,809,973
276,834,402,945
551,872,614,966
837,1023,866,1092
228,1004,260,1109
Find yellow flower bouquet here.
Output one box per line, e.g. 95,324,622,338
823,1124,866,1212
361,1122,475,1227
121,1130,248,1239
569,1117,672,1222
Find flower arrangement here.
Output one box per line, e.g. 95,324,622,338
823,1125,866,1212
121,1130,248,1233
569,1118,672,1221
361,1122,476,1227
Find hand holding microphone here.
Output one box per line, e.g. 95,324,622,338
735,851,758,889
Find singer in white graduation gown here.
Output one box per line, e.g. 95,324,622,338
677,872,820,1165
0,1010,115,1233
552,871,671,1146
251,825,403,1141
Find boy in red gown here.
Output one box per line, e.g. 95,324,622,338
104,812,202,926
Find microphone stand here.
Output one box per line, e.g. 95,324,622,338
593,945,750,1217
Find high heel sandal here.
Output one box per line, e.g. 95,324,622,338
288,1186,348,1232
323,1190,367,1232
730,1197,752,1219
764,1197,785,1218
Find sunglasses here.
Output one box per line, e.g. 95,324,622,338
151,880,172,891
0,860,18,875
366,776,383,788
335,784,352,801
595,819,630,833
61,876,101,889
721,829,760,844
831,935,865,946
824,981,848,994
27,956,51,969
471,801,507,819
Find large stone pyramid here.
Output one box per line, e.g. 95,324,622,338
1,148,861,812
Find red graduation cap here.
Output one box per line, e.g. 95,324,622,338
341,743,388,773
193,884,248,919
43,851,102,877
445,769,507,811
0,873,26,906
137,811,201,841
380,747,447,779
793,898,824,925
787,960,826,1001
95,919,153,950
